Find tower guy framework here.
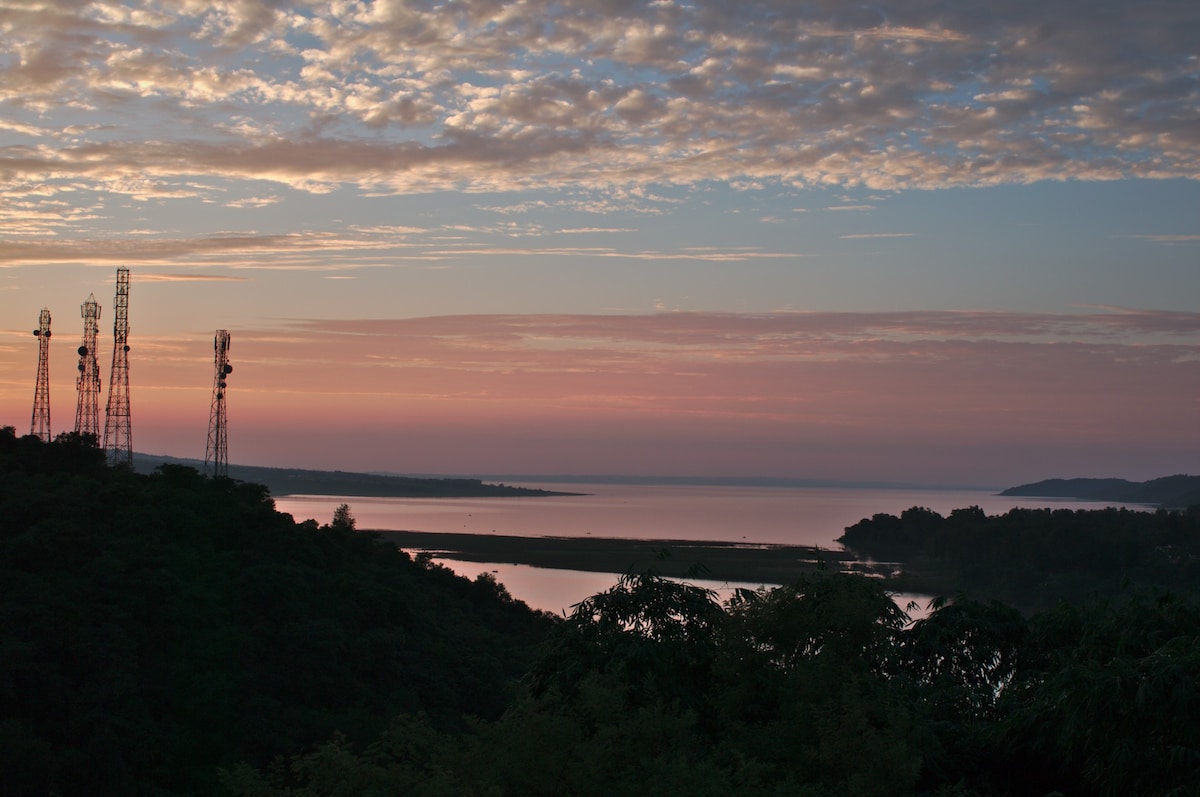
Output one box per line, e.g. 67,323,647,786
30,308,52,442
75,294,102,439
204,330,233,477
103,267,133,467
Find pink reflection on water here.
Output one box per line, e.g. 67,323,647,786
275,482,1140,547
274,483,1139,616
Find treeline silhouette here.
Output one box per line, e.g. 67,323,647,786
3,428,1199,796
839,504,1200,609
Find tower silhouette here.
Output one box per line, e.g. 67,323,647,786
75,294,102,439
204,330,233,477
103,267,133,467
30,308,52,442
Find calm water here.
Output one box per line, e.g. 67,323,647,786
273,482,1138,614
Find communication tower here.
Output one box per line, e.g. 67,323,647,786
75,294,102,438
30,308,52,442
204,330,233,477
103,267,133,467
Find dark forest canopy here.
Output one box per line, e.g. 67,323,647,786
4,428,1200,797
1001,473,1200,507
0,428,555,795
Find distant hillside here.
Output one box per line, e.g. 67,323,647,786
133,453,579,498
1000,474,1200,507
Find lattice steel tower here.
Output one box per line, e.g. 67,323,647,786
204,330,233,477
75,294,102,439
30,308,52,442
103,267,133,467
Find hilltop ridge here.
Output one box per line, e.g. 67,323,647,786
1000,474,1200,508
132,453,580,498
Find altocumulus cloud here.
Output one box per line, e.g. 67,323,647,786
0,0,1197,222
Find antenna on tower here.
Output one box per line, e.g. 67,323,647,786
30,308,52,442
204,330,233,477
75,294,102,440
103,267,133,467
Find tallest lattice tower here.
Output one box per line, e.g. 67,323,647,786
30,308,52,442
103,267,132,467
75,294,102,439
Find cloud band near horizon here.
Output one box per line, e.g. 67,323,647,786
2,308,1193,484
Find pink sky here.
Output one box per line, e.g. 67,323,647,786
1,2,1198,488
4,309,1195,487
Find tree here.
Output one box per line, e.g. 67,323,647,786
527,571,723,708
995,589,1200,796
715,574,921,796
898,596,1026,720
330,503,356,531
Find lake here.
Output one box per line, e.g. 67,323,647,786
273,482,1139,614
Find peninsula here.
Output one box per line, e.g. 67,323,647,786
133,453,580,498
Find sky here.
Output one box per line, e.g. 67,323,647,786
1,0,1198,487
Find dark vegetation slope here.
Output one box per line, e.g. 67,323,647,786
4,428,1200,796
0,429,554,796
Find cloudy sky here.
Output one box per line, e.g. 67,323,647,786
1,0,1198,486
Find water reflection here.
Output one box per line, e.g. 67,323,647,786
438,557,935,622
276,482,1138,548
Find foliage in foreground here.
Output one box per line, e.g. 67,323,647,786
229,572,1200,797
5,429,1200,796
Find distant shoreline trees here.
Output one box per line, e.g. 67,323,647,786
838,503,1200,610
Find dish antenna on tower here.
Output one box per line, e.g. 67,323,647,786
30,308,52,442
204,330,233,477
75,294,102,439
103,267,133,467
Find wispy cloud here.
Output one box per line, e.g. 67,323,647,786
226,195,282,209
1120,234,1200,244
0,230,436,268
557,227,636,234
422,246,806,262
283,309,1200,352
136,273,250,282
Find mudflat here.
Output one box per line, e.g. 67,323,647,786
373,529,859,584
